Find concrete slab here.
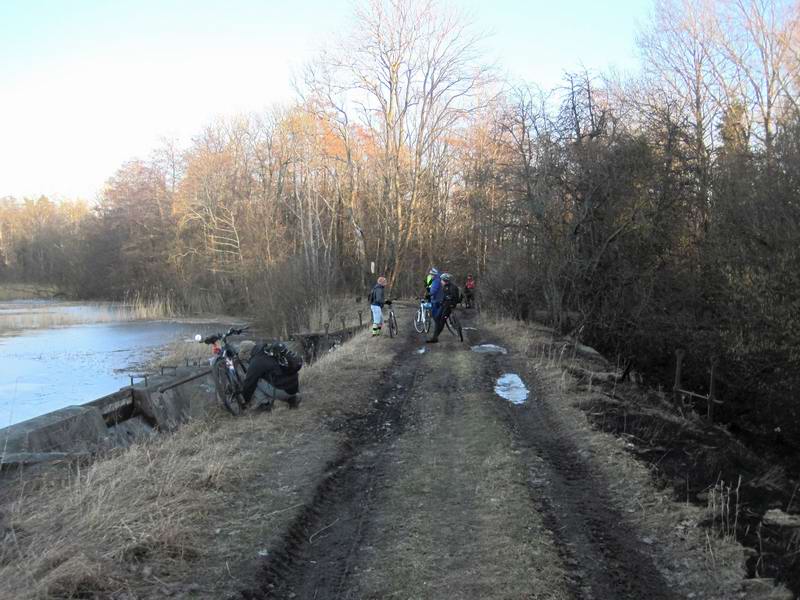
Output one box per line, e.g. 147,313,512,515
0,405,108,455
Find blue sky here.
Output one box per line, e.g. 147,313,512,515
0,0,651,200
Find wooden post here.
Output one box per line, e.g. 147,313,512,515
673,349,685,394
341,317,346,331
707,356,718,423
324,323,330,350
358,310,363,327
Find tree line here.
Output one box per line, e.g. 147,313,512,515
2,0,800,447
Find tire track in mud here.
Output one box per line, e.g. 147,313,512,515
480,349,679,600
238,326,423,600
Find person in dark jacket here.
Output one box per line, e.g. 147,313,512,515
242,341,302,408
427,272,459,343
369,276,387,336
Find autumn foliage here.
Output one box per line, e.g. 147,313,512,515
2,0,800,449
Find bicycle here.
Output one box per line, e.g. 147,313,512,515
385,300,399,338
197,325,249,415
444,307,463,342
413,297,432,333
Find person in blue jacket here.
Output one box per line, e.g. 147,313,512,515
427,272,459,343
426,270,443,342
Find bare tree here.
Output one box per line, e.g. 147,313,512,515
304,0,491,285
638,0,724,227
716,0,800,155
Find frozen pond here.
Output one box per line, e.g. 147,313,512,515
494,373,530,405
0,301,216,427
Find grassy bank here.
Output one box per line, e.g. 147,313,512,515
0,294,178,333
0,283,62,301
0,326,393,599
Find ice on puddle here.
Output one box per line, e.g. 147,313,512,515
494,373,529,404
471,344,508,354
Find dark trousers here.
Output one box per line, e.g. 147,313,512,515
431,303,452,340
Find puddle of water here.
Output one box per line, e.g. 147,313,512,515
494,373,529,404
471,344,508,354
416,347,426,354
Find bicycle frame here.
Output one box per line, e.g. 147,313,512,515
414,298,432,333
200,326,249,414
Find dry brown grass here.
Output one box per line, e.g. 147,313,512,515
0,295,177,333
0,418,240,598
300,295,367,333
151,337,213,369
0,327,392,600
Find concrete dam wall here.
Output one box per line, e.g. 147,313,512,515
0,365,216,468
0,321,367,469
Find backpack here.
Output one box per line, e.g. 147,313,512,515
444,282,460,304
280,349,303,375
253,341,303,375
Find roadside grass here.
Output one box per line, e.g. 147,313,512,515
0,417,232,597
296,295,371,334
484,317,751,598
0,326,394,600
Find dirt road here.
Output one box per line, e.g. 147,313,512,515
236,306,742,600
0,304,750,600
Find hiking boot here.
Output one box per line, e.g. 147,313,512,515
287,394,302,409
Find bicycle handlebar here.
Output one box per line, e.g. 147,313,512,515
199,325,250,345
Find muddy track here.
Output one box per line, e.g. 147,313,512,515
239,327,422,600
238,312,691,599
483,353,678,600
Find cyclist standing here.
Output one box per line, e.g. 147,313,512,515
369,276,387,336
424,267,438,300
426,272,459,343
465,274,476,308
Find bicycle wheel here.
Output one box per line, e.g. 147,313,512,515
446,312,463,342
424,310,432,333
213,360,243,416
413,306,425,333
389,311,398,338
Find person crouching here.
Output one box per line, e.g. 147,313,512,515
370,276,387,336
241,341,303,409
